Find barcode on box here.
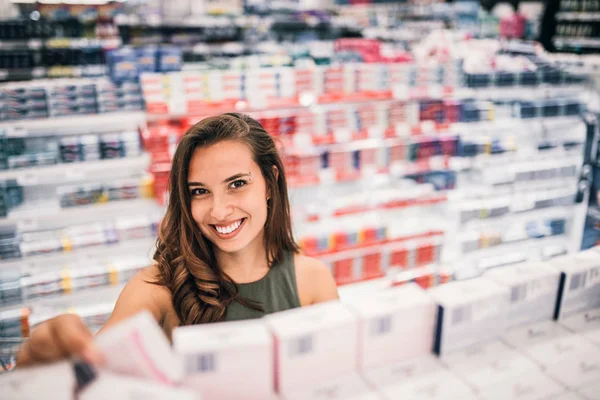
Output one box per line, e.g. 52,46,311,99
186,353,216,373
289,334,313,357
569,272,587,292
451,306,472,326
511,284,528,303
370,315,393,336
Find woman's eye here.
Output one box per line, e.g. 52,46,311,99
191,188,208,196
230,180,247,189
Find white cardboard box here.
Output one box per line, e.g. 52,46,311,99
549,251,600,320
374,368,479,400
281,373,383,400
475,368,566,400
578,382,600,400
560,308,600,346
362,355,444,390
502,320,573,350
543,353,600,389
440,340,541,391
485,262,560,328
346,283,436,370
94,310,183,384
428,278,510,355
173,319,275,400
80,371,200,400
0,361,75,400
524,333,600,368
265,300,359,395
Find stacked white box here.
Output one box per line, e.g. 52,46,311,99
265,301,358,396
346,283,436,371
282,374,383,400
429,277,510,355
173,319,275,400
80,371,200,400
440,340,543,393
374,368,479,400
485,262,561,328
550,250,600,320
560,308,600,346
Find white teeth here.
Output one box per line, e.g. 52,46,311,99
215,220,242,235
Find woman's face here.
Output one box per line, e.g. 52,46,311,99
187,140,269,255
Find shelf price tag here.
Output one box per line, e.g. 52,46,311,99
17,218,39,232
333,128,351,143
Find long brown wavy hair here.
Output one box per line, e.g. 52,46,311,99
153,113,299,325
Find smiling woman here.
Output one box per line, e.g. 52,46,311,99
15,113,339,368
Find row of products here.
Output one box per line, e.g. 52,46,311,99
4,247,598,399
0,79,143,121
0,256,149,310
461,217,568,254
458,188,577,225
320,237,445,286
58,177,153,209
106,46,183,82
0,130,141,170
0,176,152,218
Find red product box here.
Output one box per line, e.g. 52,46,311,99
300,236,319,254
331,232,348,250
334,258,354,284
416,242,436,266
390,247,409,269
363,253,383,279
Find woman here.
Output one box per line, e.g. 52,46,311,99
17,113,339,367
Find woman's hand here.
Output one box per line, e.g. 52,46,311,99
16,314,104,368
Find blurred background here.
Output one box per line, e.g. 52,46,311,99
0,0,599,373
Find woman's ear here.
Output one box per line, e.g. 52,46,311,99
272,165,279,182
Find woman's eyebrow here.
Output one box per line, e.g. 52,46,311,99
188,173,251,187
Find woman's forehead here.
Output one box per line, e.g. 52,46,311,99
188,141,259,181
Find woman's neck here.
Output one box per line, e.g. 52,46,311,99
214,233,269,283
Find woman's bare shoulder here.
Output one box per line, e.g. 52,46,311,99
99,264,178,336
294,253,339,305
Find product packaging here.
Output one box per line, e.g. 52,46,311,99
550,250,600,320
265,301,358,396
346,283,436,371
281,373,382,400
94,310,183,384
559,308,600,346
485,262,561,328
173,319,275,400
0,361,76,400
80,370,200,400
429,277,510,355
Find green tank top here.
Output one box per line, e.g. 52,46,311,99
225,251,302,321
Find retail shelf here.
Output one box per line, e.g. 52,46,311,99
555,12,600,21
0,283,125,318
0,112,146,136
0,198,163,231
465,235,569,266
0,236,157,272
554,37,600,49
0,154,150,186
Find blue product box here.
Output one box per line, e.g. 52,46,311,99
136,46,158,73
495,71,516,87
106,48,139,82
157,46,182,72
563,100,582,116
541,68,562,84
461,103,480,122
466,73,491,88
518,71,539,86
542,100,561,117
